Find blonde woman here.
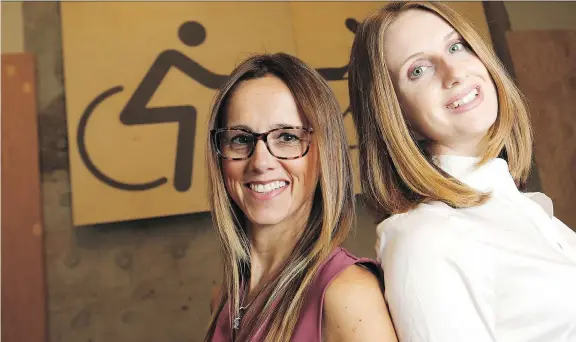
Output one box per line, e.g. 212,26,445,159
204,53,397,341
349,2,576,342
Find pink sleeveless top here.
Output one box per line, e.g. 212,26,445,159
211,247,384,341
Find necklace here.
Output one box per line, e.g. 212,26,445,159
232,300,253,330
232,281,268,331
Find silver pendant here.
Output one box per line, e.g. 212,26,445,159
232,316,241,330
232,307,246,330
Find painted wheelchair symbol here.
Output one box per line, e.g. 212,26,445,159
78,19,359,193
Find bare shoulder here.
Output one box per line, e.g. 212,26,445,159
326,263,383,295
323,264,398,342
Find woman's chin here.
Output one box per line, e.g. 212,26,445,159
247,212,287,227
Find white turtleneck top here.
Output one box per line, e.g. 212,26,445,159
376,156,576,342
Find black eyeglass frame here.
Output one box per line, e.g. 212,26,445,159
210,126,314,160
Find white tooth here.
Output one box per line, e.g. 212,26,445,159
250,181,287,193
462,92,474,104
450,88,478,109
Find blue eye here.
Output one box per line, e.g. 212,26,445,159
409,65,430,79
449,42,465,53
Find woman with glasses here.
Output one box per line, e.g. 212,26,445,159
203,53,397,342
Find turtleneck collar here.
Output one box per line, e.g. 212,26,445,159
431,155,519,194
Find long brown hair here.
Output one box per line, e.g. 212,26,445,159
348,1,533,219
204,53,355,341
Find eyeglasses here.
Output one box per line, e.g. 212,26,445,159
211,126,314,160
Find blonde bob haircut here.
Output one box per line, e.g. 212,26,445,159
348,1,533,218
204,53,355,341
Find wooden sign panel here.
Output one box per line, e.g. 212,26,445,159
61,2,490,225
